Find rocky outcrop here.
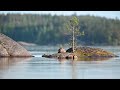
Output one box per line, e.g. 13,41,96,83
0,45,9,57
42,47,118,60
0,33,33,57
72,47,118,58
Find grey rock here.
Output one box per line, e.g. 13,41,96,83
0,45,9,57
0,33,32,57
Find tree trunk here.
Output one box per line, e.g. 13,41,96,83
72,27,75,52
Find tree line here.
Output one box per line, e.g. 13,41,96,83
0,13,120,46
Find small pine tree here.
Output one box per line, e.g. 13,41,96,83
66,16,84,52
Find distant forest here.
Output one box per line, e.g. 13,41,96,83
0,14,120,46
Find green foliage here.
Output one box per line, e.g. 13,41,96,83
0,14,120,46
66,16,84,50
66,16,80,35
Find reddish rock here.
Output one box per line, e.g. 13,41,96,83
66,54,74,59
73,55,78,59
58,48,66,53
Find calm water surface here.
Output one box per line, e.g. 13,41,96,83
0,46,120,79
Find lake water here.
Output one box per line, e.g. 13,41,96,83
0,46,120,79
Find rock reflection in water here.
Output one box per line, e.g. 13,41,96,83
57,57,113,79
77,57,112,61
57,57,112,63
0,57,32,70
58,58,67,64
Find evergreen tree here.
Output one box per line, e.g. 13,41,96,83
66,16,84,52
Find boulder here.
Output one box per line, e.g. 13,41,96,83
0,44,9,57
73,55,78,59
0,33,33,57
58,48,66,53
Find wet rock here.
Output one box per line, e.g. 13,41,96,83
66,54,74,59
42,54,52,58
73,55,78,59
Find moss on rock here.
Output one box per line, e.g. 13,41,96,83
67,47,118,58
42,47,118,60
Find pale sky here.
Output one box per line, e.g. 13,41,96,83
0,11,120,19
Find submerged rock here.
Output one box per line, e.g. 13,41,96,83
0,33,33,57
42,52,74,59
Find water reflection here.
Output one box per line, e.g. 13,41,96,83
57,57,114,79
77,57,112,61
58,58,67,64
71,60,77,79
0,57,32,70
0,46,119,79
0,57,118,79
57,57,112,63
